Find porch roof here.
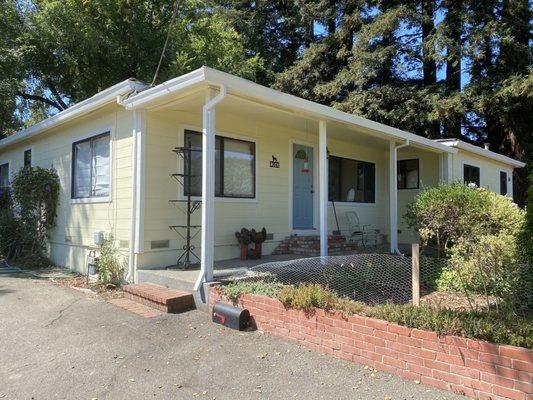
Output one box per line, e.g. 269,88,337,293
122,67,455,155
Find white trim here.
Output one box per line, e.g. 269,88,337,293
0,79,146,151
71,196,111,204
289,138,318,232
389,140,410,254
178,124,259,203
122,66,455,155
437,139,525,168
70,127,113,204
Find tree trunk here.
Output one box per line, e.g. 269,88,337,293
421,0,439,138
443,0,462,138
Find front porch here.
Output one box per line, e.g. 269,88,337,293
124,69,455,294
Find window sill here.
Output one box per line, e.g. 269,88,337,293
183,196,258,204
71,197,111,204
397,188,420,192
329,201,376,207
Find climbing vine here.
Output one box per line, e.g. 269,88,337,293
0,166,60,265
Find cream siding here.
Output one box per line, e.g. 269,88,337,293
0,105,134,272
452,149,514,198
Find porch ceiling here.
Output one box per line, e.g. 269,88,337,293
148,88,395,150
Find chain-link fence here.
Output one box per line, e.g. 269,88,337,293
220,252,449,306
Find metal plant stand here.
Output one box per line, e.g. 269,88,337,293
168,138,201,269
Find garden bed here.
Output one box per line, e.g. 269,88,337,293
210,286,533,400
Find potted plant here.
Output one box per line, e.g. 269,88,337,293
235,228,252,260
249,227,267,259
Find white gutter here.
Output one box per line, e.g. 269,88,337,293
389,139,410,254
194,84,227,292
437,139,526,168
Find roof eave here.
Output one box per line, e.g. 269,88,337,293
439,140,525,168
0,79,146,151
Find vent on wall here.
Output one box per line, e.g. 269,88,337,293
151,240,170,249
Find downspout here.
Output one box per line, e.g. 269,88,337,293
194,84,227,292
126,112,139,282
390,139,410,255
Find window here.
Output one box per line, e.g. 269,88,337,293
183,130,256,198
397,159,419,189
71,132,110,199
0,163,9,188
500,171,508,196
24,149,32,167
328,156,375,203
464,164,480,187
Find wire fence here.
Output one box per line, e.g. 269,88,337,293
220,252,449,306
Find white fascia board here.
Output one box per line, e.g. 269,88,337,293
438,140,526,168
0,79,146,151
122,68,207,110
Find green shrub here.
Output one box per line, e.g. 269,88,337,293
223,278,284,301
0,167,60,265
96,235,124,286
437,234,519,303
405,182,524,256
276,284,366,315
367,303,533,348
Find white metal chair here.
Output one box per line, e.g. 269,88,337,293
345,211,378,247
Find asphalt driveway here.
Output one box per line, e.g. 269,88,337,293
0,275,466,400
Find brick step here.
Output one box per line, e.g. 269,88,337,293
273,235,357,256
122,283,194,313
109,298,164,318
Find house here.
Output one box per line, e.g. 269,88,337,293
0,67,526,293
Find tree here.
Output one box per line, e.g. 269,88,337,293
2,0,263,129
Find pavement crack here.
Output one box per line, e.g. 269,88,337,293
43,298,81,327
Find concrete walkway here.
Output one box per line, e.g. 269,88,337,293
0,274,465,400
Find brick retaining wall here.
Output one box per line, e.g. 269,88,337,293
209,288,532,400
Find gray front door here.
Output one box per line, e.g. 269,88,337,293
292,144,314,229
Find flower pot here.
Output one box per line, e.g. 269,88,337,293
240,244,249,260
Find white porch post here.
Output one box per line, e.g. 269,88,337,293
389,141,398,254
319,120,328,259
195,85,226,292
439,152,453,183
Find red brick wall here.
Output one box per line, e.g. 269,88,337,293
210,289,532,400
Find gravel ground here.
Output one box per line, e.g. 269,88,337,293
0,274,466,400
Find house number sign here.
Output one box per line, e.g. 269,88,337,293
270,155,280,168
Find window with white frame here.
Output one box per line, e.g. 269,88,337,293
183,130,256,198
71,132,110,199
328,156,375,203
464,164,480,187
0,163,9,188
397,159,419,189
